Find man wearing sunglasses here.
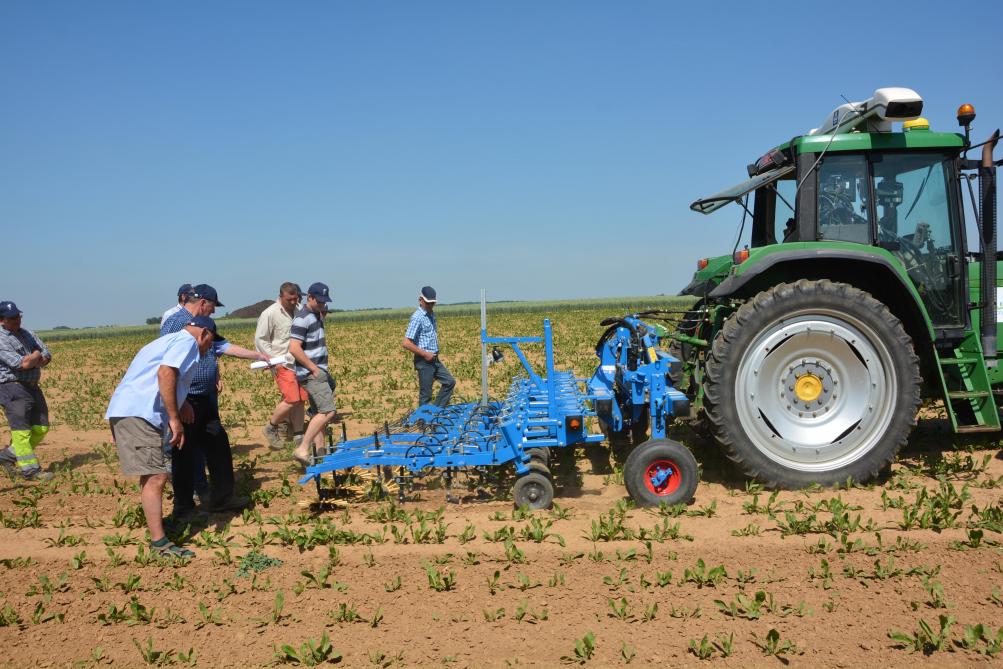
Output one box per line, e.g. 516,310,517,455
0,301,54,481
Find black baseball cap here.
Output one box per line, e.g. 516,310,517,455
186,315,226,342
191,284,224,307
0,301,22,318
177,283,193,297
308,282,332,303
419,286,437,303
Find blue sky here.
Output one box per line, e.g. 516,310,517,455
2,1,1001,328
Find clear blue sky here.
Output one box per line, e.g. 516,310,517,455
2,1,1001,328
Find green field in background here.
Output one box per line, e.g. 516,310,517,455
38,295,695,342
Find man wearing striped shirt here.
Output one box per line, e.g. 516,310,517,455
403,286,455,408
290,282,336,467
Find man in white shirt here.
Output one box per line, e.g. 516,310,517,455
161,284,192,325
255,282,306,448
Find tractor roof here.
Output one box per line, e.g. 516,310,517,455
690,130,964,215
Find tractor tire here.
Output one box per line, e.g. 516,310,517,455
704,279,920,488
512,471,554,510
624,438,698,507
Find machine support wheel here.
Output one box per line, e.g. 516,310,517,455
703,279,921,488
623,439,698,507
512,471,554,510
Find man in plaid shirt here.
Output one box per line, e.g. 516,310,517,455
402,286,455,408
0,301,54,481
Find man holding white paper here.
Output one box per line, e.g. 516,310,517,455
255,282,306,448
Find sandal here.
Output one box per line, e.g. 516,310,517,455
150,540,195,559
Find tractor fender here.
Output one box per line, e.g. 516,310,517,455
707,247,936,343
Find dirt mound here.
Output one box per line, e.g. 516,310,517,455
224,299,273,319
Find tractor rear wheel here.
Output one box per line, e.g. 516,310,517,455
704,280,920,488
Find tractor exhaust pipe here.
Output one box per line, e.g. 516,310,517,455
979,129,1000,361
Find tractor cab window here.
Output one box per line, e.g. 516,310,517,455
773,178,797,242
816,154,872,244
873,152,961,326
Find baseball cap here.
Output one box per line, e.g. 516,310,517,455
0,301,22,318
419,286,437,303
186,315,226,342
190,284,224,307
177,283,193,298
308,282,332,303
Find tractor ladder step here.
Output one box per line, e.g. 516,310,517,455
938,357,979,365
947,390,992,399
955,425,1001,434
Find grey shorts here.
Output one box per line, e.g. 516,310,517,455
301,372,336,415
111,417,170,476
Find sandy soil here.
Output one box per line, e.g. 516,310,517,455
0,415,1001,669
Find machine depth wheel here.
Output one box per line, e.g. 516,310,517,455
704,280,920,488
512,471,554,510
624,439,698,507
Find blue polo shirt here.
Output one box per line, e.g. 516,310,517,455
160,308,230,396
105,330,202,428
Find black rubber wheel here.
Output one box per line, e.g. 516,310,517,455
525,447,551,464
624,439,698,507
704,280,921,488
527,459,550,476
512,471,554,510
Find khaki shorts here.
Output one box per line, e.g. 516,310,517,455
302,371,336,414
111,417,170,476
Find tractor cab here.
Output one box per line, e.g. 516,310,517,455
686,88,971,333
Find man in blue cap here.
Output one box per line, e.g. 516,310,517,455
106,316,219,559
289,282,337,466
402,286,455,408
161,284,268,518
0,301,54,481
161,284,193,325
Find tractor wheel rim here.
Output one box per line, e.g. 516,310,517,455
734,310,896,472
644,459,682,495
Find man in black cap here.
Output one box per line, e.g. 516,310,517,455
161,284,193,325
402,286,455,407
0,301,54,481
161,284,268,518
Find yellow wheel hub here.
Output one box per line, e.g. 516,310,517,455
794,374,823,402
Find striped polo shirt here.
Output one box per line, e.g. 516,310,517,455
289,307,328,381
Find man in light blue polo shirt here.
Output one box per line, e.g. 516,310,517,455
105,316,217,560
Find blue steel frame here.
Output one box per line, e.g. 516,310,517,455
587,315,689,440
299,319,605,488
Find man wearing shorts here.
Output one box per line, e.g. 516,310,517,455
0,301,54,482
105,316,217,559
289,282,335,467
255,282,305,448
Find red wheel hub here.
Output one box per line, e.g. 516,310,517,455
644,459,682,496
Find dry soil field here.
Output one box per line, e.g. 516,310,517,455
1,308,1001,668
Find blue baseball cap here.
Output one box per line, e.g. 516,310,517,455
308,282,332,303
186,315,225,341
0,301,22,318
190,284,224,307
177,283,193,297
419,286,437,303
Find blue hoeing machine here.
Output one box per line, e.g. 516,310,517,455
300,294,699,509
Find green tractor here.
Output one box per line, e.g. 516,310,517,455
673,87,1001,488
